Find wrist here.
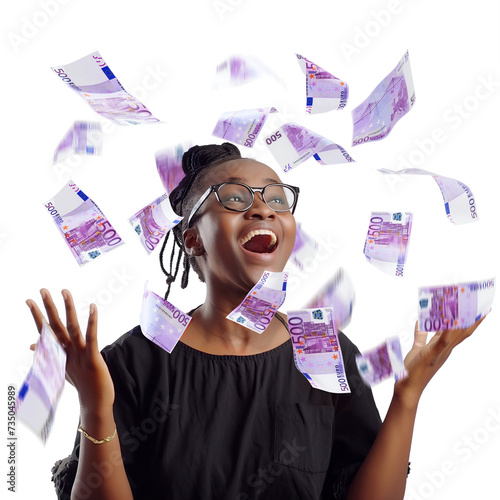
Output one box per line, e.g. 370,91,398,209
392,382,421,413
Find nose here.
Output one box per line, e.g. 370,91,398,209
244,192,276,219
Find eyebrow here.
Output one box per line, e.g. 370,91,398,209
224,176,282,184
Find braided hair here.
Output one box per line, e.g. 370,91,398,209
160,143,242,299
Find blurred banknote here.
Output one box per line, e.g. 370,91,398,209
129,194,183,254
212,107,276,148
306,267,355,330
379,167,478,224
214,54,284,89
352,51,415,146
287,307,350,393
155,144,188,194
265,123,354,172
16,319,66,442
53,121,102,163
140,284,192,353
227,270,287,333
418,279,495,332
363,212,413,277
51,51,160,125
296,54,348,113
356,337,407,386
45,180,124,265
290,223,318,270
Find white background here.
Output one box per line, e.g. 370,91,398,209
2,0,500,498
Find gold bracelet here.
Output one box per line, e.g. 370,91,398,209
78,424,117,444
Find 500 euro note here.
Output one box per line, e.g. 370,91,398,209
45,180,124,265
418,279,495,331
227,271,287,333
287,307,350,393
15,319,66,442
51,51,160,125
155,144,189,194
53,121,102,163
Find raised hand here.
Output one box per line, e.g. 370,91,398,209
26,289,114,414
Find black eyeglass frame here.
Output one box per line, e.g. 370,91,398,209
187,182,300,227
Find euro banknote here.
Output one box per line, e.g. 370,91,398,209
356,337,407,386
129,194,183,254
264,123,354,172
51,51,160,125
287,307,350,393
379,167,478,224
296,54,348,113
227,271,287,333
352,51,415,146
15,319,66,442
53,121,102,163
305,267,355,330
45,180,124,265
212,107,276,148
363,212,413,277
290,223,318,271
155,144,188,194
418,279,495,331
140,284,192,353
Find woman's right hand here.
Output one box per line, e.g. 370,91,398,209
26,289,115,415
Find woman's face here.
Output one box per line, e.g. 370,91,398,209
185,158,297,292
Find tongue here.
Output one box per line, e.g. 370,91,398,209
243,234,275,253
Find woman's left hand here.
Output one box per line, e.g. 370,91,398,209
394,313,490,408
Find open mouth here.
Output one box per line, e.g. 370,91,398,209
239,229,278,254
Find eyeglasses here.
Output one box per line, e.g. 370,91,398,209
187,182,300,227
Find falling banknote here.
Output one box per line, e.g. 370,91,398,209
363,212,413,277
290,223,319,270
53,121,102,163
45,180,124,265
356,337,407,386
51,51,160,125
140,284,192,353
287,307,350,393
15,319,66,442
129,194,183,254
379,167,478,224
155,144,188,194
352,51,415,146
227,270,287,333
212,107,276,148
296,54,348,113
306,267,355,330
264,123,354,172
418,279,495,332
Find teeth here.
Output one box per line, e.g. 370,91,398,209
239,229,277,247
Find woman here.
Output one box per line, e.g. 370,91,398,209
27,143,486,500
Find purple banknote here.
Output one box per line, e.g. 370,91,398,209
45,180,124,265
227,270,287,333
51,51,160,125
356,337,407,386
296,54,348,113
418,279,495,331
290,223,319,271
287,307,350,393
155,144,188,194
53,121,102,163
352,51,415,146
15,319,66,442
363,212,413,277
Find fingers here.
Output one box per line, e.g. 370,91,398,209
85,303,99,355
40,289,72,348
62,290,85,350
413,321,429,347
26,299,45,333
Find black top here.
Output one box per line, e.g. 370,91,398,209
52,315,382,500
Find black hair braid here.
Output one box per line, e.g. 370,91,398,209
160,143,242,300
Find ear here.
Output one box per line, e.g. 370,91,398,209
183,228,204,256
